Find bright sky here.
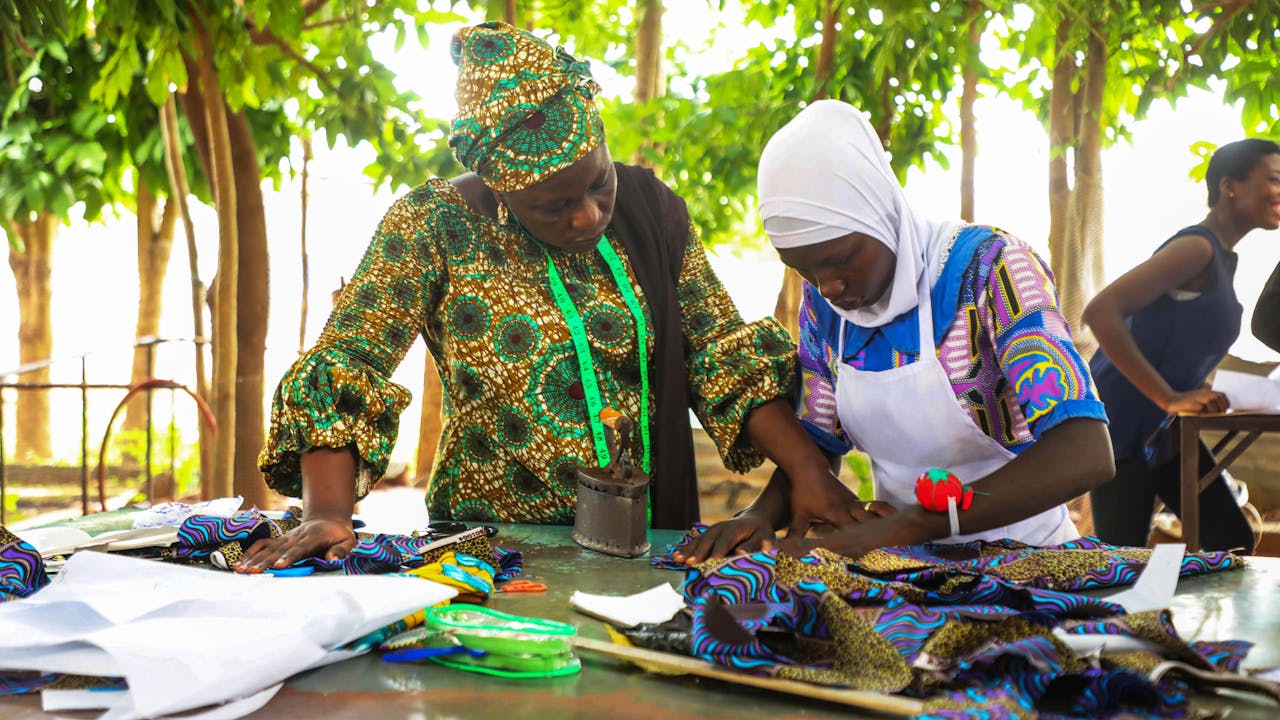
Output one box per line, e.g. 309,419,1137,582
3,4,1278,464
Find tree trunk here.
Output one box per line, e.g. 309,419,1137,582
160,93,213,499
773,0,841,339
958,0,981,222
299,136,312,355
813,0,838,100
227,109,271,509
631,0,664,169
1045,18,1107,535
504,0,517,25
192,11,239,500
772,268,804,341
1063,29,1107,360
415,350,444,481
124,181,178,433
6,213,54,461
1046,20,1074,311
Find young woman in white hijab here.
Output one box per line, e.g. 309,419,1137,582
677,100,1115,563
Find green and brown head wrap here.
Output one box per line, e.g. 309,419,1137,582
449,22,605,192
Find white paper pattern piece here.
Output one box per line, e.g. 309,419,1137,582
18,526,180,559
0,552,455,720
1050,543,1186,656
15,526,92,557
1105,543,1185,614
1212,369,1280,412
570,583,685,628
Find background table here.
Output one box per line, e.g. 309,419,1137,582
1179,411,1280,551
3,523,1279,719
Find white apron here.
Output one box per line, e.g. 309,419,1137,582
834,273,1076,546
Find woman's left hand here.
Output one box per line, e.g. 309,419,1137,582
779,510,922,559
785,472,896,539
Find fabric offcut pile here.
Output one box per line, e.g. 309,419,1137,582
646,527,1270,719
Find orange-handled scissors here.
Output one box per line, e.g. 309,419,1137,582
498,579,547,593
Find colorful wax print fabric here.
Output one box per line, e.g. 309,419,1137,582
260,177,792,524
0,526,47,603
796,227,1106,458
448,22,604,192
648,530,1255,719
166,509,521,580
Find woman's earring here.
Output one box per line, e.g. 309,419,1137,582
496,201,509,225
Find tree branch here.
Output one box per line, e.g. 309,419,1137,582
1151,0,1253,94
1183,0,1251,65
302,0,332,19
10,32,37,59
302,15,352,31
246,25,339,95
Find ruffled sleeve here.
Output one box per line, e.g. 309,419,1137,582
258,184,446,499
678,224,796,472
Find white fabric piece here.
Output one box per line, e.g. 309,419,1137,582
757,99,962,327
570,583,685,628
0,552,455,719
130,496,244,529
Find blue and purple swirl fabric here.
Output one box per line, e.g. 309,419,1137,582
0,526,48,603
170,509,520,579
652,527,1255,719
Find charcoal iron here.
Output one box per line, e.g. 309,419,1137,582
572,409,650,558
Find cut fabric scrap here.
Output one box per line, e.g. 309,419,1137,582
569,583,685,628
0,526,49,602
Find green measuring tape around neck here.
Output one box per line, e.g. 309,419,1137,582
543,237,651,475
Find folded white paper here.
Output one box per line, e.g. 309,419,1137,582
1212,369,1280,412
0,552,455,720
570,583,685,628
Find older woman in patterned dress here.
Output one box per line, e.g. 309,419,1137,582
235,23,862,571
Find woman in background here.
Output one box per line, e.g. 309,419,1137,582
1084,138,1280,552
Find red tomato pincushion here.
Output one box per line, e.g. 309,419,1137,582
914,468,973,512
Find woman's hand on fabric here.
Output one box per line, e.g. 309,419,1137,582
786,477,895,539
672,514,776,565
234,518,356,573
779,509,923,560
1163,387,1230,415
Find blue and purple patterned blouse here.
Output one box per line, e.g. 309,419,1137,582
796,225,1107,457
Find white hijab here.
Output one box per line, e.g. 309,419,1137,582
757,100,962,328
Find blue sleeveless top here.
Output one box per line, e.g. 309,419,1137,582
1089,225,1241,461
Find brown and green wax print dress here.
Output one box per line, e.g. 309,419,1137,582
259,169,793,526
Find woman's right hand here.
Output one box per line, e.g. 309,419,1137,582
671,514,776,566
234,518,356,573
1164,387,1230,415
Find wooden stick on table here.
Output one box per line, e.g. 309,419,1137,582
573,636,925,717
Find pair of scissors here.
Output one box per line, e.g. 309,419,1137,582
426,521,499,541
498,579,547,593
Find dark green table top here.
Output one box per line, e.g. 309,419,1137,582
3,521,1279,719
